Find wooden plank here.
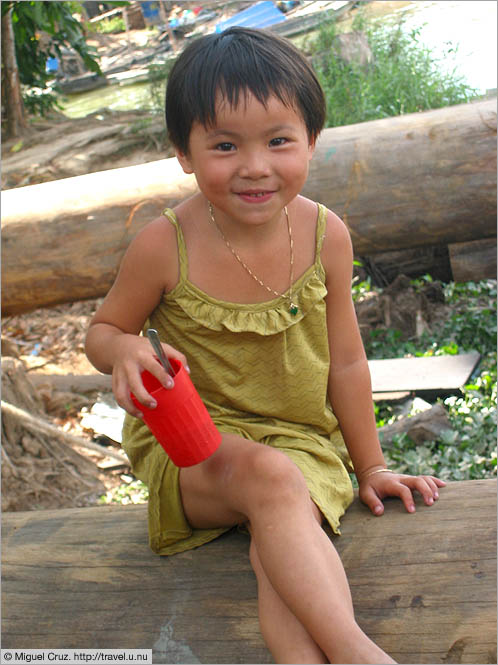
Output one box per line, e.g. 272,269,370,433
27,352,481,401
369,351,481,395
373,390,411,402
2,480,496,663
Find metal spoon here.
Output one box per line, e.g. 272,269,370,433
146,328,174,377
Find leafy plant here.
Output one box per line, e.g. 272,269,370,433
306,12,480,129
92,15,126,34
2,1,102,89
99,477,149,505
361,278,497,481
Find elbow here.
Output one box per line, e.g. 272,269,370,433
84,324,111,375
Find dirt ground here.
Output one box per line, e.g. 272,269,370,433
2,29,175,190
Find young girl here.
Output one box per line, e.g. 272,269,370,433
86,27,445,664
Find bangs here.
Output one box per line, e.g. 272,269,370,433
166,27,325,153
183,32,296,127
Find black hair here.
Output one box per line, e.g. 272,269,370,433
165,26,326,154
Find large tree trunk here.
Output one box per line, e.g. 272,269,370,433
2,480,496,663
1,100,496,316
1,7,27,138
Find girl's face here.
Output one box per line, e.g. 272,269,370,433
176,93,315,229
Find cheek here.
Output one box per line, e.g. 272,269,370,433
195,161,231,190
284,154,311,183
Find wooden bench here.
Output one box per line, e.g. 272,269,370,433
2,479,496,664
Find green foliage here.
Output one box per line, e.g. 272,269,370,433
3,1,101,89
23,87,63,117
99,477,149,505
357,278,497,481
2,1,126,118
91,15,126,34
307,13,480,128
147,58,176,115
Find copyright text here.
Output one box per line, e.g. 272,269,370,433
1,651,152,665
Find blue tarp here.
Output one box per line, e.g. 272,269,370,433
215,1,286,32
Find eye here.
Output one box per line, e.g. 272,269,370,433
269,137,288,147
216,142,236,152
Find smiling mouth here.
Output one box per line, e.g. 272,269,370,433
237,190,274,200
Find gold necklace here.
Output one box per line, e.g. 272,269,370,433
208,202,298,315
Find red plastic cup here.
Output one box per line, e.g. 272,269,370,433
130,358,221,467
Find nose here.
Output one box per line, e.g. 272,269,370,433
238,147,271,179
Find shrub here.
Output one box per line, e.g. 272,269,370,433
355,278,497,481
307,13,480,128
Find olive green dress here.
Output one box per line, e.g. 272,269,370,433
122,203,354,555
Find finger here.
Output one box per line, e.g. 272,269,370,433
423,476,442,500
163,344,190,373
401,476,437,508
115,385,145,418
144,357,175,389
114,368,156,415
395,483,416,513
359,485,385,516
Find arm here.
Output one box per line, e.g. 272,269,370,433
321,210,445,514
85,215,188,417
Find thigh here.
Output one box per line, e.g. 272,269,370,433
178,432,257,529
179,432,307,530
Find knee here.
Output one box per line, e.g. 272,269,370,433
244,446,309,510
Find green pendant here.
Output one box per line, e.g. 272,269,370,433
289,303,298,316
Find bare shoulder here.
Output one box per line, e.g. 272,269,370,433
125,212,180,291
131,212,178,254
321,207,354,275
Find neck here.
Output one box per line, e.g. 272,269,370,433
208,203,288,247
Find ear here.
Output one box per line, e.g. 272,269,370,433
307,136,317,160
176,148,194,174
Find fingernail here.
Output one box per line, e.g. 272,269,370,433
409,504,416,513
427,497,434,505
435,492,439,499
166,377,174,389
149,400,157,409
374,505,383,515
185,364,191,374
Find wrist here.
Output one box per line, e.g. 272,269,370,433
356,464,391,483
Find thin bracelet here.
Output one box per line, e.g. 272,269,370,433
362,468,395,480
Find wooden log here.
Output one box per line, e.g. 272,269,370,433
378,403,453,447
449,237,497,282
305,99,496,255
2,479,496,663
2,100,496,316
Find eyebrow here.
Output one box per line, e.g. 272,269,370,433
206,124,298,139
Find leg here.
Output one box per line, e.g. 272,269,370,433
180,434,395,664
248,508,328,664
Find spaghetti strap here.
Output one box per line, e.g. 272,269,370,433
315,203,328,260
162,208,188,285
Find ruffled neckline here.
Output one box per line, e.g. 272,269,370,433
161,206,328,336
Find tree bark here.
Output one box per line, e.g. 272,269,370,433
1,7,27,138
1,100,496,315
2,480,496,663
